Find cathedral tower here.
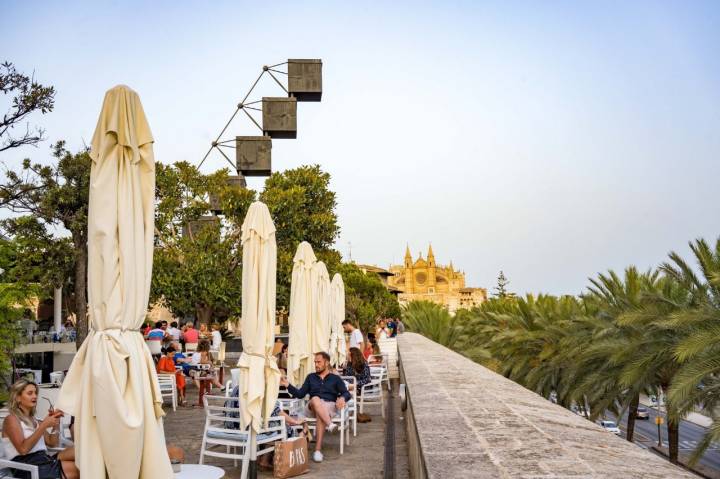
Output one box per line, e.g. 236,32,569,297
427,244,437,288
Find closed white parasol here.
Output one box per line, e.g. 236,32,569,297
287,241,317,385
56,85,172,478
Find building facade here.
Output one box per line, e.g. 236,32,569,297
387,245,487,313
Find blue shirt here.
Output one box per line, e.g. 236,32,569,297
288,372,351,402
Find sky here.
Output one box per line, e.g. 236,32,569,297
1,0,718,295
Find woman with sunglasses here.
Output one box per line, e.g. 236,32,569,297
1,379,78,479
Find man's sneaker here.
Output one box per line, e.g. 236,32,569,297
312,450,324,463
326,423,338,433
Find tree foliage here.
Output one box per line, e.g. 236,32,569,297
151,163,345,323
0,61,55,152
336,263,400,333
0,142,90,345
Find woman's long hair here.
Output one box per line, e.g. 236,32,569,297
8,379,38,428
348,347,366,375
198,339,214,362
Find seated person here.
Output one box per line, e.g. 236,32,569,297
1,379,78,479
368,343,383,365
145,321,166,341
280,351,351,463
190,340,224,391
157,345,186,405
342,347,372,393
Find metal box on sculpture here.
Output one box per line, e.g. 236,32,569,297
288,59,322,101
236,136,272,176
262,97,297,139
209,176,248,213
182,216,219,238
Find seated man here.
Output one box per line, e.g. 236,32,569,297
280,351,351,463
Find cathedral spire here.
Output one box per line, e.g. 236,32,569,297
427,243,435,268
405,244,412,268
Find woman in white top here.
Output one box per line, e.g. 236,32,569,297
1,379,78,479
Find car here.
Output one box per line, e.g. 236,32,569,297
635,407,650,419
599,420,622,435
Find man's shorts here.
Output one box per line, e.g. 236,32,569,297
305,399,337,419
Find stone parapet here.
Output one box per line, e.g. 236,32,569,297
398,332,695,478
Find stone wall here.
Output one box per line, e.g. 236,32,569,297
398,332,695,478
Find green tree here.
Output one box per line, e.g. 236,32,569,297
260,165,340,309
336,263,400,333
0,61,55,152
662,238,720,464
151,162,254,324
401,300,463,349
0,142,90,345
151,163,343,323
493,270,512,299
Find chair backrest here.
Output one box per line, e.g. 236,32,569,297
340,376,358,402
202,394,286,444
185,342,198,352
146,340,162,355
157,373,175,393
230,368,240,389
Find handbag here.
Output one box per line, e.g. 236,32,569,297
273,436,309,478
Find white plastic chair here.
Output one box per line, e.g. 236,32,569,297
360,378,385,419
341,376,358,437
157,373,177,411
199,395,286,479
304,401,351,454
370,364,389,392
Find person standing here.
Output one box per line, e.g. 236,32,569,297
342,319,364,351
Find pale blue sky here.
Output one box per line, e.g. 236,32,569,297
1,1,718,295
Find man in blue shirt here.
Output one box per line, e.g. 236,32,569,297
280,351,350,463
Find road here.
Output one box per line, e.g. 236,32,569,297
605,406,720,474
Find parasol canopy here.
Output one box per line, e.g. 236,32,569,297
310,261,331,355
287,241,317,385
329,273,347,367
237,201,281,432
56,85,172,478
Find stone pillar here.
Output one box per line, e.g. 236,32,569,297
53,286,62,333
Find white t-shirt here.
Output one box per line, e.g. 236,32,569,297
349,329,364,349
211,330,222,350
167,327,181,342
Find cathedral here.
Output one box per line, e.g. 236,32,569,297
387,245,487,313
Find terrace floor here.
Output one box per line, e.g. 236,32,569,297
163,375,409,479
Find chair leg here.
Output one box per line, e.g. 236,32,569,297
240,454,250,479
353,412,357,437
340,425,344,455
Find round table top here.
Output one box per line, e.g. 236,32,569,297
174,464,225,479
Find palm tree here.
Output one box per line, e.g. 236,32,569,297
581,267,660,443
662,238,720,464
401,300,463,349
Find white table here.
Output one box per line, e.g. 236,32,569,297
174,464,224,478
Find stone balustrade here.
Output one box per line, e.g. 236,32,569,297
398,332,695,478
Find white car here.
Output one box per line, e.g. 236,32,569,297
599,420,621,435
